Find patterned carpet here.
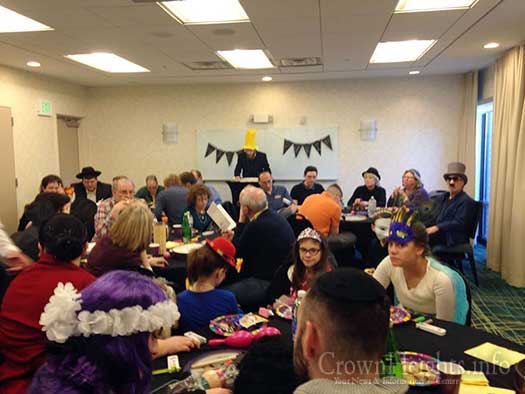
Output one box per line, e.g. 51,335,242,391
461,245,525,345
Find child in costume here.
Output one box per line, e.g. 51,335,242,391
269,228,333,301
367,209,393,269
373,207,469,324
29,270,190,394
177,237,242,332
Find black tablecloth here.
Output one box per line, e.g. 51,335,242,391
150,317,524,393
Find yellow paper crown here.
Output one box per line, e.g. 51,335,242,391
243,128,258,150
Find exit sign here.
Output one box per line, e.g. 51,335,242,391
37,99,52,117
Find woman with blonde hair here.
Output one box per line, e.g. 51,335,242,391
87,202,167,277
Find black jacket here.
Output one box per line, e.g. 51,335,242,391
231,209,295,281
234,151,271,177
72,181,112,202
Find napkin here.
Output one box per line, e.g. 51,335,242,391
464,342,525,367
461,371,489,386
459,383,514,394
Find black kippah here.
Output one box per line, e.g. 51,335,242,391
316,268,386,303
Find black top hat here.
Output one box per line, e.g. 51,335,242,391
362,167,381,180
76,166,101,179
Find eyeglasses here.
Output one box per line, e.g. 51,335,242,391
446,176,461,182
299,247,321,255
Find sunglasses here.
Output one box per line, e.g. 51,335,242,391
446,176,461,182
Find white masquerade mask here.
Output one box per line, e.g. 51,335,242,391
373,218,392,241
39,282,180,343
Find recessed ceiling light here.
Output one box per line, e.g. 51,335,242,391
395,0,478,13
370,40,436,63
158,0,249,25
217,49,274,69
27,61,41,67
65,53,150,73
409,70,420,75
262,76,272,82
0,5,53,33
483,42,500,49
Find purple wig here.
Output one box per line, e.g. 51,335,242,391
29,270,167,394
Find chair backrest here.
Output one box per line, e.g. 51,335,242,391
467,201,483,240
287,213,313,238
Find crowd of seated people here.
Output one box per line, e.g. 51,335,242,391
0,160,477,393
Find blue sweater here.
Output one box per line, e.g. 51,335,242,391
177,289,242,332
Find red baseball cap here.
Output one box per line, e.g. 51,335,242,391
206,237,236,268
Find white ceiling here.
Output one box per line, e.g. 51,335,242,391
0,0,523,86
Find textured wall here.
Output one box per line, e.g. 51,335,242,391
80,75,464,202
0,65,87,216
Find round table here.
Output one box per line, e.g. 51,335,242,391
150,318,524,394
340,214,374,266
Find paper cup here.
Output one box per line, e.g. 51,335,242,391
172,224,182,239
437,362,465,394
148,243,160,256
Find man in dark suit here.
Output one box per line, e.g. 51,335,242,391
71,166,112,203
234,128,271,179
427,162,474,248
222,185,295,307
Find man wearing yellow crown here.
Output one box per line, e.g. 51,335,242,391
234,129,271,180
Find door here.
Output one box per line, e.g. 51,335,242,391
57,117,80,187
0,106,18,234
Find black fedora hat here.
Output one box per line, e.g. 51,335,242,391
76,166,101,179
361,167,381,180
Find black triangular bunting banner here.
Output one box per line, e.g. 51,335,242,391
225,152,234,166
293,144,302,157
216,150,225,163
313,141,322,155
283,139,293,155
322,136,332,150
304,144,312,158
205,143,215,157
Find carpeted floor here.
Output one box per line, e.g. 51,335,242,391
460,245,525,345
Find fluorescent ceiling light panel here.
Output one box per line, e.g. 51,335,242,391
217,50,274,69
483,42,500,49
158,0,249,25
262,76,272,82
0,5,53,33
65,53,150,73
370,40,436,63
27,61,41,67
395,0,478,13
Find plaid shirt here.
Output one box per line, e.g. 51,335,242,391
93,198,115,242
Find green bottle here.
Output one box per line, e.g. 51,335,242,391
380,322,403,379
182,212,191,244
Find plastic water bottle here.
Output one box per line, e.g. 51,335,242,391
292,290,307,341
182,212,191,244
368,196,377,218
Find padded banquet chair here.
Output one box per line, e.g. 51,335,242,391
433,201,482,287
286,213,313,238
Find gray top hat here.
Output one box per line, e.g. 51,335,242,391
443,162,468,184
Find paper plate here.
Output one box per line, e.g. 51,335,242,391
170,242,203,255
344,214,368,222
275,303,292,320
209,314,243,336
399,351,440,386
183,349,244,373
390,305,411,325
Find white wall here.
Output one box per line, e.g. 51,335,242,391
80,75,464,203
0,65,87,216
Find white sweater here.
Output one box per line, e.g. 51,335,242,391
373,256,456,322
